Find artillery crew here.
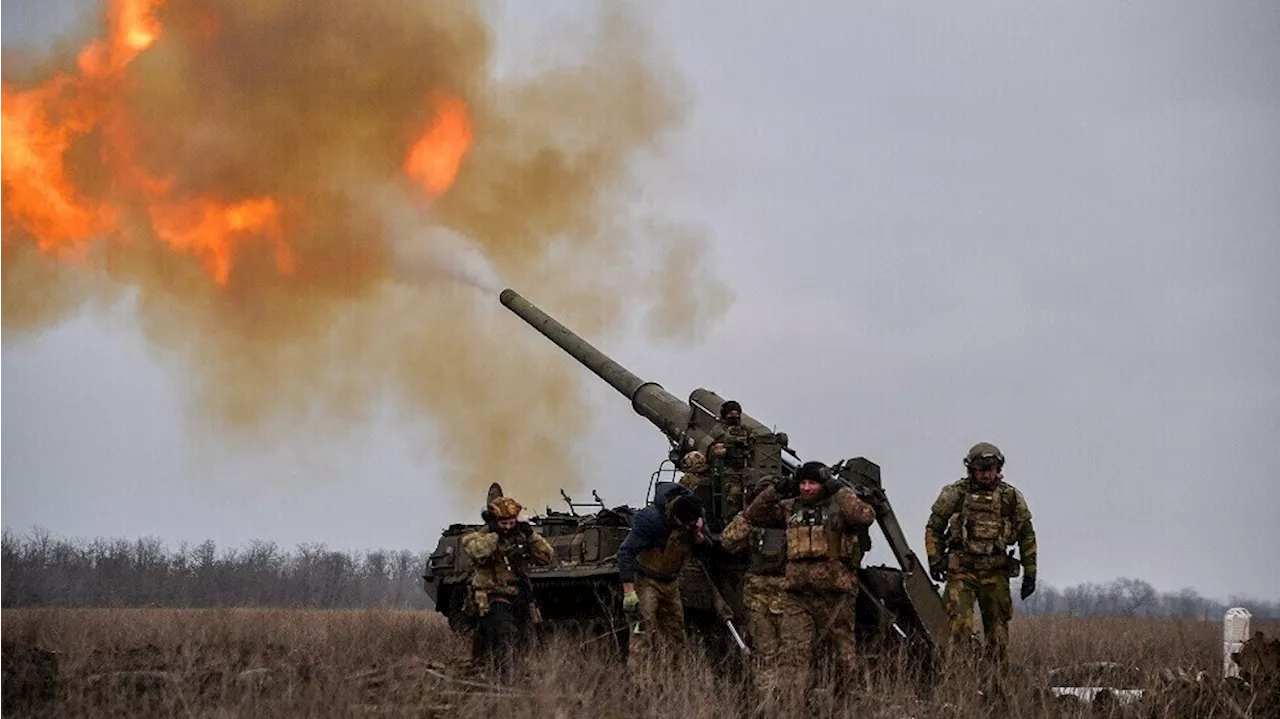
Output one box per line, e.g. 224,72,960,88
925,442,1037,664
742,461,878,701
617,482,714,671
460,495,555,683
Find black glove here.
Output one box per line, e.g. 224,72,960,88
481,510,498,533
823,478,845,496
929,557,947,583
517,521,533,539
774,475,799,498
1020,574,1036,600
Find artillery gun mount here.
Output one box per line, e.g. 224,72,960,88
423,288,950,671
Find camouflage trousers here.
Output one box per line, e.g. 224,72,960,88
943,567,1013,662
627,574,685,673
743,574,802,708
773,589,861,699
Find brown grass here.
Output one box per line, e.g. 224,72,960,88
2,609,1275,718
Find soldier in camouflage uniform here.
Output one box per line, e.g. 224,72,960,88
460,496,556,682
677,450,715,519
925,442,1037,664
721,481,797,709
708,400,755,522
744,461,877,698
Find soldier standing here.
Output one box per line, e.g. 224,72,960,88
743,461,877,699
460,496,555,682
617,482,713,671
924,442,1037,664
709,400,755,521
720,482,797,710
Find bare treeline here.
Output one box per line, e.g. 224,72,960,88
3,528,1276,618
1,528,431,610
1016,576,1280,621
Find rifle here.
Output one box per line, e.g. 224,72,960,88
698,561,749,655
507,532,542,626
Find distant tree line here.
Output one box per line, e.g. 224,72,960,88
3,529,1277,619
1,528,432,609
1015,575,1280,621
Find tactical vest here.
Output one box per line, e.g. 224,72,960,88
747,526,787,576
720,425,754,470
784,501,861,566
949,484,1016,556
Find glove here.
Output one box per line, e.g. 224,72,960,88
1021,574,1036,600
481,510,498,533
517,521,533,539
774,476,799,498
623,590,640,613
823,478,845,496
928,556,947,583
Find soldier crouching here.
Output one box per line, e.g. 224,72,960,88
743,461,877,701
460,496,555,683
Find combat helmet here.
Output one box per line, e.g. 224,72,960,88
963,442,1005,471
681,450,708,473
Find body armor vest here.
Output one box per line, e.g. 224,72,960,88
949,484,1016,556
720,425,754,470
784,501,861,566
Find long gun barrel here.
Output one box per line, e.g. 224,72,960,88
500,288,695,442
498,287,949,653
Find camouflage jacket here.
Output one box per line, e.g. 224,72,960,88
461,527,555,597
744,484,876,593
710,424,757,472
924,478,1037,576
678,469,712,490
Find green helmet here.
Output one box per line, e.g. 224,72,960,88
964,442,1004,470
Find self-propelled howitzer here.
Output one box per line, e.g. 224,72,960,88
497,288,950,657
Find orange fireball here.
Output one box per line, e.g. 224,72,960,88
1,0,475,286
405,93,474,199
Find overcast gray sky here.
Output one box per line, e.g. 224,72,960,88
4,1,1278,600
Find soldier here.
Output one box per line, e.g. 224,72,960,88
678,450,712,492
617,482,713,670
924,442,1037,664
460,495,555,682
743,461,877,699
708,400,755,521
721,481,797,709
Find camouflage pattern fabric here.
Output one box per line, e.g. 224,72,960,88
719,512,752,553
627,575,685,672
925,477,1036,663
743,574,803,708
924,478,1037,577
459,525,554,681
744,484,876,594
943,565,1013,662
777,591,862,699
460,528,555,605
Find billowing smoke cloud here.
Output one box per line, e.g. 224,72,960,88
1,0,733,509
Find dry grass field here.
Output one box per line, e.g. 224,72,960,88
2,608,1275,718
